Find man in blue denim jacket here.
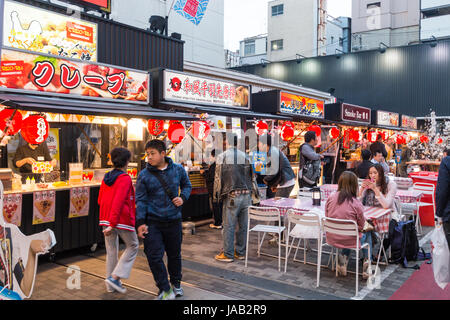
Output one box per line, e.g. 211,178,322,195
136,140,191,300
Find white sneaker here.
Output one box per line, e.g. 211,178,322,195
156,288,176,300
105,282,115,293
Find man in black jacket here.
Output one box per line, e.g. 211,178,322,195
201,149,222,229
355,149,373,179
370,133,388,159
436,156,450,248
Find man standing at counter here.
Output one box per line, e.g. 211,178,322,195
13,141,57,179
298,131,323,188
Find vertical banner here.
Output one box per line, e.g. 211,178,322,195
69,187,90,218
32,191,56,225
250,151,267,175
2,193,22,226
47,128,60,162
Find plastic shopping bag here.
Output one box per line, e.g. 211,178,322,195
430,224,450,289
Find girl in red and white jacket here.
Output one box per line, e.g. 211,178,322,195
98,147,138,294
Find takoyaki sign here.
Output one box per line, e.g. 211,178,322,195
162,70,250,109
0,48,150,104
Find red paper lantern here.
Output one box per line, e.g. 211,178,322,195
351,129,362,142
396,135,406,145
192,121,210,140
367,130,377,143
0,108,23,136
437,137,443,144
280,124,294,141
255,120,268,135
419,135,429,143
307,125,321,137
20,114,49,145
329,127,339,139
168,122,185,144
147,119,164,136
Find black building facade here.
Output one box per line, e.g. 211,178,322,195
234,39,450,117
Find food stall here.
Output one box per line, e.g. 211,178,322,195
0,0,195,254
251,89,334,191
324,102,373,182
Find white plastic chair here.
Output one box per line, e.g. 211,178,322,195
284,209,322,287
297,187,312,199
245,206,286,272
401,182,436,234
321,217,372,298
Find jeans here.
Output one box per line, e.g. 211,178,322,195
103,227,139,280
143,219,182,293
209,195,223,226
341,232,372,262
222,193,252,258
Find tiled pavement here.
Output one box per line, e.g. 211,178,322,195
30,224,435,300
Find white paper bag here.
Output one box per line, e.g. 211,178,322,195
431,225,450,289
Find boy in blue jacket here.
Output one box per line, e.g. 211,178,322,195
136,139,192,300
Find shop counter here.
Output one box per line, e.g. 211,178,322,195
4,183,104,255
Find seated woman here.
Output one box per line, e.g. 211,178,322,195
325,171,372,279
359,164,397,211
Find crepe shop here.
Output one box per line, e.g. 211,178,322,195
0,1,196,253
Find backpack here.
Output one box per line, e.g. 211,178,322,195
298,144,321,185
386,219,420,268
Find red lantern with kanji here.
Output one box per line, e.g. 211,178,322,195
329,127,340,139
307,125,321,137
255,120,268,135
420,135,429,143
0,108,23,136
147,119,164,136
351,129,362,142
192,121,210,140
367,130,377,143
20,114,49,145
280,124,294,141
168,122,185,144
437,137,443,144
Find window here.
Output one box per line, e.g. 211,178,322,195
271,39,283,51
339,37,344,46
272,4,284,16
330,36,334,44
367,2,381,10
244,40,255,55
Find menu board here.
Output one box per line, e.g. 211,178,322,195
341,103,371,124
377,110,399,127
69,187,90,218
401,115,418,129
280,91,324,118
0,48,150,104
33,191,56,225
163,70,250,109
2,0,98,61
2,193,22,227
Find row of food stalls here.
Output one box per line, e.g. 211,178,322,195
0,0,430,254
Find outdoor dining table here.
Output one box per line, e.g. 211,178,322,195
320,184,423,204
260,197,392,272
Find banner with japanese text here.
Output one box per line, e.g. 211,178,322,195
163,70,250,109
2,193,22,227
32,191,56,225
173,0,209,25
280,92,324,118
68,187,90,218
0,48,150,104
2,0,98,61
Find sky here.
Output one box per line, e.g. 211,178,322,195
224,0,352,51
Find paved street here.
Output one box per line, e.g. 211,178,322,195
30,224,438,301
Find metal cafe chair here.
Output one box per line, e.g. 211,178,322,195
245,206,286,272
